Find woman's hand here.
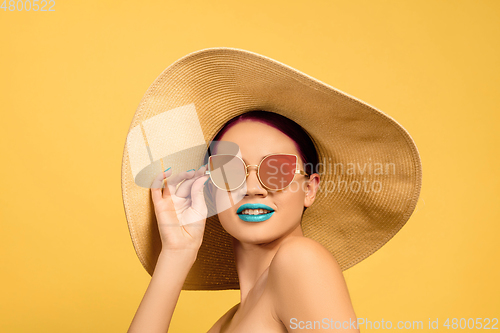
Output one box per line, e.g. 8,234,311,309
150,165,210,253
128,166,209,333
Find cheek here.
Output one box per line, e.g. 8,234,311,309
275,194,305,220
212,187,245,215
285,180,308,197
277,186,307,217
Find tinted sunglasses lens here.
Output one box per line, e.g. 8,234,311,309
259,154,297,190
209,155,246,190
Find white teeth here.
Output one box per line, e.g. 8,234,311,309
241,209,271,215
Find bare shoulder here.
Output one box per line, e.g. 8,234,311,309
267,236,358,331
269,236,342,278
267,236,346,298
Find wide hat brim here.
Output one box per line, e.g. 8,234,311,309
121,47,422,290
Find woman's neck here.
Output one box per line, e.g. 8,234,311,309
232,224,304,305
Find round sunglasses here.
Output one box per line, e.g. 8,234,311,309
205,153,309,191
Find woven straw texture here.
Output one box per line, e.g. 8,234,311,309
121,47,422,290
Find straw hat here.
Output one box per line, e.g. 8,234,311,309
121,47,422,290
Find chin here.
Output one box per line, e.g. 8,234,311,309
238,229,281,245
219,213,297,245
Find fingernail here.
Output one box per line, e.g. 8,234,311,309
187,169,195,172
164,167,171,172
204,178,210,185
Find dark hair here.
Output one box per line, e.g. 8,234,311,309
207,111,318,176
204,111,319,216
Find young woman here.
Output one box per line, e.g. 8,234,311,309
128,111,359,332
122,47,421,333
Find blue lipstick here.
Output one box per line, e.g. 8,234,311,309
237,203,275,222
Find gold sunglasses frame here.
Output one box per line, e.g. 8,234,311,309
205,153,310,191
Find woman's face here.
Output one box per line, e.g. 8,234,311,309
212,120,319,245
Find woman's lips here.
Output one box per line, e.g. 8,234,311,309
236,203,275,222
238,211,275,222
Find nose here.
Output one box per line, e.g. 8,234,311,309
245,166,267,196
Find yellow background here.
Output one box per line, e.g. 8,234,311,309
1,1,499,332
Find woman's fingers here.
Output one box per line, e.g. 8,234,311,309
148,166,209,251
173,171,197,198
175,166,204,196
151,166,208,216
150,169,182,227
171,166,208,198
151,168,173,202
191,175,210,216
163,170,196,199
166,169,196,187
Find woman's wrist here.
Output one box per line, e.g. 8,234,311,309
158,248,198,267
127,248,199,333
